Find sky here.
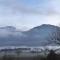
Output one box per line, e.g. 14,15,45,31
0,0,60,30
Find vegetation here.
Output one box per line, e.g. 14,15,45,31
0,50,59,60
0,55,46,60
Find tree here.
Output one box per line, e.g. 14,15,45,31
15,48,21,60
46,27,60,45
47,50,57,60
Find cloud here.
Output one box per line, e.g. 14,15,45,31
0,0,60,30
0,0,48,15
0,0,60,15
48,0,60,15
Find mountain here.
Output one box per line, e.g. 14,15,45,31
0,24,60,46
24,24,60,46
0,26,25,46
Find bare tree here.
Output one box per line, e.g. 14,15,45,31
46,27,60,45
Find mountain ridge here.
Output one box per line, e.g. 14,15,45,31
0,24,60,46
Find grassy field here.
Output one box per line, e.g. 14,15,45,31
0,55,46,60
0,50,59,60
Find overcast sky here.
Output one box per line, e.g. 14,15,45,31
0,0,60,30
